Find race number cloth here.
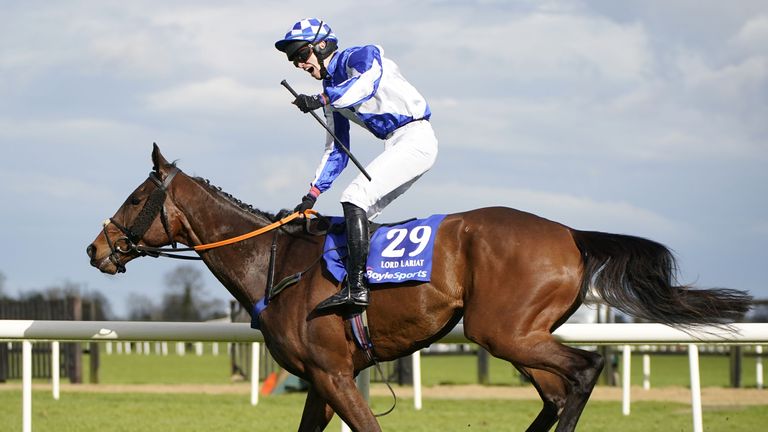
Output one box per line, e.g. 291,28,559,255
324,214,446,284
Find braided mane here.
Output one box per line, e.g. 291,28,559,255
189,176,304,234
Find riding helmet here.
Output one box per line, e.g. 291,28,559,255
275,18,338,61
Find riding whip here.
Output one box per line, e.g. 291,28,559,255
281,80,372,181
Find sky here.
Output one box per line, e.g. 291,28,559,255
1,0,766,318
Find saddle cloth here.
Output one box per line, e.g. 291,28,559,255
323,214,447,284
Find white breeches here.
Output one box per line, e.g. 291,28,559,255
340,120,438,219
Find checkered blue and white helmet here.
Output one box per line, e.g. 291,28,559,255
275,18,337,53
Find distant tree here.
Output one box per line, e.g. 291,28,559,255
161,265,224,321
87,291,114,321
126,293,159,321
41,280,82,301
14,281,113,319
0,271,6,299
747,302,768,322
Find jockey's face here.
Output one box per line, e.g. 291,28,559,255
292,41,327,80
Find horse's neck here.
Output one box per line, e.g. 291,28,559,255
175,177,275,308
178,178,273,243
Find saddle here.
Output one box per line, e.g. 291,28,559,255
253,213,446,362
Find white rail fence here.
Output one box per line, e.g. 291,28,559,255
1,321,767,432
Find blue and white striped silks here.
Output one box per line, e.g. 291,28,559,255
310,45,431,194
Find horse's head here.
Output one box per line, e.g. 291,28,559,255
87,144,185,274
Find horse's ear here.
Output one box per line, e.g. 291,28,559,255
151,142,170,172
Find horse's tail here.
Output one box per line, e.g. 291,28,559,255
570,230,752,326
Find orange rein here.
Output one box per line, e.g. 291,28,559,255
193,209,318,251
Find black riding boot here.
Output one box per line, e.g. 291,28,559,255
315,202,370,312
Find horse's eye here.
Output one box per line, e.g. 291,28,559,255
130,196,142,205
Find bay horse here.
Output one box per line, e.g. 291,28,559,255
87,144,751,432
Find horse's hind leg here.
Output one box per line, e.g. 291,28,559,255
518,367,568,432
552,346,604,431
473,332,603,432
298,386,334,432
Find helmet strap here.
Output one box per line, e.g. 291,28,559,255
312,44,330,79
309,22,329,79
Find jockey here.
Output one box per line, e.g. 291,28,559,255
276,18,438,312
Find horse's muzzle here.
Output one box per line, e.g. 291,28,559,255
86,243,123,274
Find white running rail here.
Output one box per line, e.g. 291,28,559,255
2,321,767,432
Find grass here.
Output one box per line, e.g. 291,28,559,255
419,350,766,388
3,344,766,430
626,352,763,388
0,390,765,431
24,344,764,388
419,353,525,386
95,346,232,385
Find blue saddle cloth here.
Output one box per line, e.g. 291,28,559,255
323,214,446,285
251,213,447,329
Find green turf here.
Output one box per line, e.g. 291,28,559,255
50,344,767,389
0,391,765,431
418,353,525,386
625,352,764,388
95,346,232,385
3,346,766,431
419,351,765,388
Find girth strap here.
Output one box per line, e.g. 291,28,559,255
350,311,376,363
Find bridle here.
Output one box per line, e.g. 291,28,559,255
102,167,185,273
101,166,326,273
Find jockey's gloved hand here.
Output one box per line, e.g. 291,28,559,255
293,193,317,213
292,94,327,113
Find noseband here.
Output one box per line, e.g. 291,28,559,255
102,167,179,272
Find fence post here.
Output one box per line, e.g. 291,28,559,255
23,340,32,432
621,345,631,415
396,355,413,385
730,346,742,388
0,340,7,383
689,344,703,432
477,348,489,385
412,350,422,410
89,341,99,384
250,342,259,406
600,346,617,386
52,341,60,400
756,345,763,390
642,353,651,390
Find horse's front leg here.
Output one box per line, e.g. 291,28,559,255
308,368,381,432
298,385,335,432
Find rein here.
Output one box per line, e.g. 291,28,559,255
132,209,319,258
102,166,320,266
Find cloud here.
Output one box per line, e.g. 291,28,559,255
431,90,762,164
732,15,768,55
418,183,687,240
0,117,182,158
86,30,174,78
387,10,654,87
0,117,140,140
0,169,113,205
489,13,653,82
421,9,767,163
145,77,282,113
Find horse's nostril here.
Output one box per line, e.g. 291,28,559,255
86,244,96,259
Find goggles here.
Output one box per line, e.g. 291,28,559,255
290,45,313,66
